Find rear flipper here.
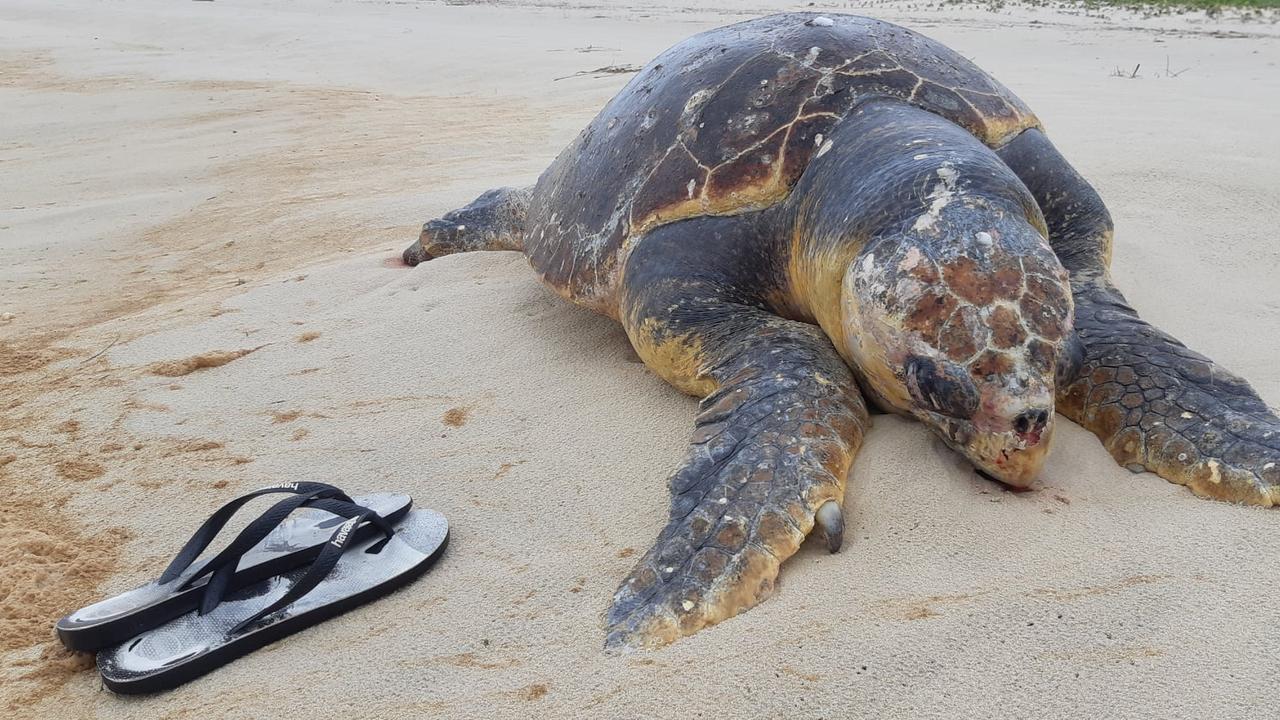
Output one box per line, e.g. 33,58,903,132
997,128,1280,505
402,186,531,266
1063,279,1280,504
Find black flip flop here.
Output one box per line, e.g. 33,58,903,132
97,508,448,694
57,482,411,651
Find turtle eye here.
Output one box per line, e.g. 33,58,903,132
905,355,980,419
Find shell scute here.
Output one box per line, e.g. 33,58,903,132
684,52,822,166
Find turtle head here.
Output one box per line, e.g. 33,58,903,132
839,202,1075,487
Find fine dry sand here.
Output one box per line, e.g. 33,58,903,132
2,1,1279,718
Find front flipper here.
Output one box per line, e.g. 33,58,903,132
607,220,869,650
1063,278,1280,505
402,186,531,266
998,128,1280,505
606,319,869,649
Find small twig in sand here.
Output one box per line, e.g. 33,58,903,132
553,64,642,81
1111,63,1141,79
80,334,120,365
1165,56,1190,78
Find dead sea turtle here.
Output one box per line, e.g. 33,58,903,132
402,13,1280,649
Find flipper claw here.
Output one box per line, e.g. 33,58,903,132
401,239,433,267
815,500,844,553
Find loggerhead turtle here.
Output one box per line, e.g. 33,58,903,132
402,13,1280,649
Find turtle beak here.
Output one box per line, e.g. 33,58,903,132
967,411,1054,489
927,406,1054,489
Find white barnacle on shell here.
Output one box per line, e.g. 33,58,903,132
975,231,994,247
687,178,697,198
815,138,834,158
814,133,824,146
807,16,835,27
803,46,821,66
681,88,715,121
911,162,960,233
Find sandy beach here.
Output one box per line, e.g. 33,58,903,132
2,0,1279,717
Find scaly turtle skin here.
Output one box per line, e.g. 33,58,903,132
402,13,1280,650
